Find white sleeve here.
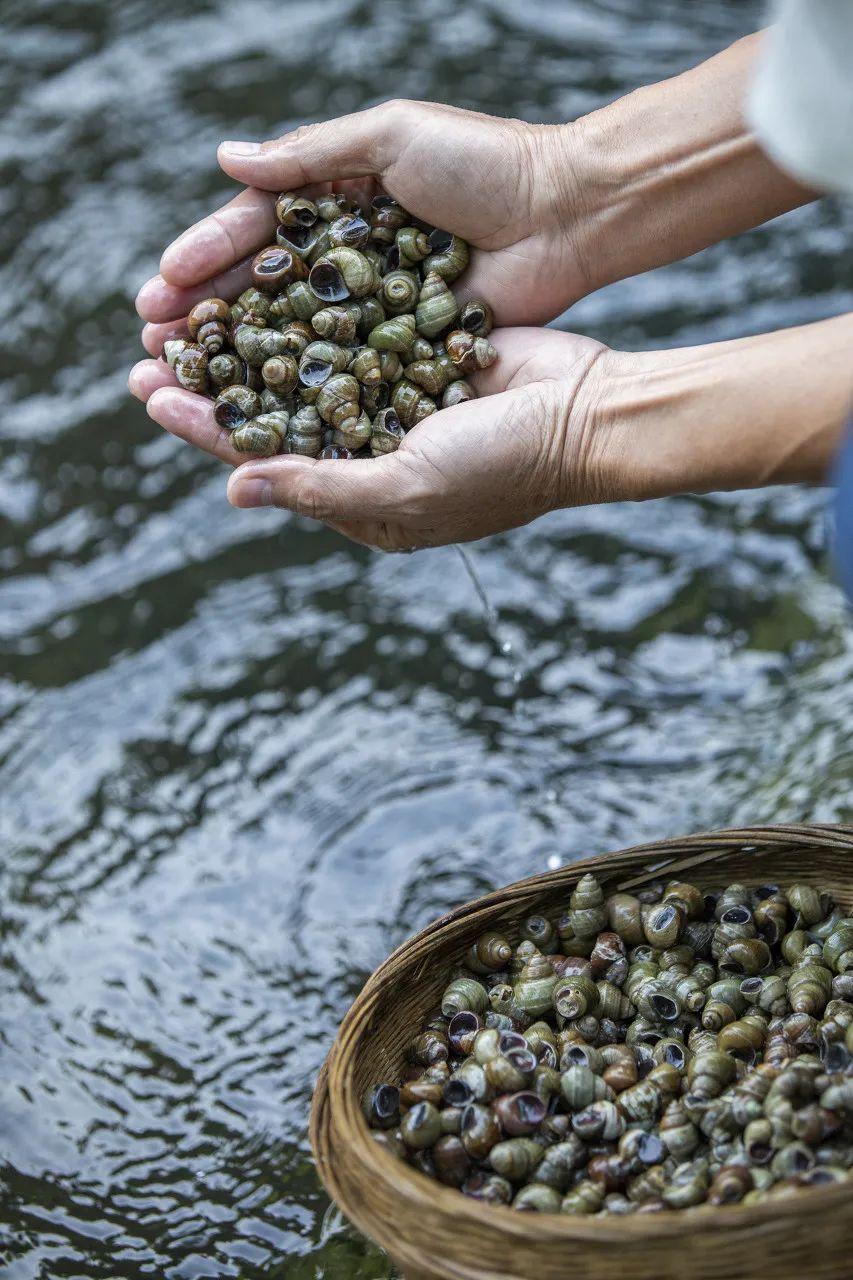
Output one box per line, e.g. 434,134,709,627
748,0,853,198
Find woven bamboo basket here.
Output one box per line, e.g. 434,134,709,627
311,824,853,1280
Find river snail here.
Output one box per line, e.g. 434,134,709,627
364,872,853,1214
143,193,498,458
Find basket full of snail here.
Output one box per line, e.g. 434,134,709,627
310,824,853,1280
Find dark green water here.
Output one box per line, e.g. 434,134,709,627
1,1,852,1276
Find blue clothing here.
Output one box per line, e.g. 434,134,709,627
834,423,853,603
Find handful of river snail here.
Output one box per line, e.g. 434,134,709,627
160,192,496,459
366,875,853,1214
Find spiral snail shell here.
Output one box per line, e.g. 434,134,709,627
231,411,288,456
275,191,318,227
251,245,308,292
213,384,263,431
187,297,230,354
309,247,377,302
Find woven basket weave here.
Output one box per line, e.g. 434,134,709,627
311,824,853,1280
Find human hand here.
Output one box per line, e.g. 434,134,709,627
135,100,588,347
129,327,621,550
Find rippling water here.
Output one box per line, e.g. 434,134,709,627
2,1,853,1276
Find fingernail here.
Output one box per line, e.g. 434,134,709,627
230,476,273,508
135,275,161,315
221,140,261,156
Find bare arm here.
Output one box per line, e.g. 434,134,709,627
564,33,819,297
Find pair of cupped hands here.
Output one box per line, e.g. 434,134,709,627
131,102,619,550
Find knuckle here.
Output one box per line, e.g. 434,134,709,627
291,473,330,521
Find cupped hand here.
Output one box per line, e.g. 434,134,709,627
135,100,588,346
128,328,621,551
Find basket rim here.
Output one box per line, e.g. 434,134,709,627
311,822,853,1255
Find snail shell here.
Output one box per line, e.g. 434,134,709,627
187,297,230,354
299,340,350,387
230,287,273,327
370,406,405,456
259,387,293,415
275,191,318,227
282,280,324,322
287,404,323,456
380,269,420,315
405,359,448,396
445,329,498,374
367,314,416,354
442,378,475,408
415,271,459,339
251,245,308,293
316,191,350,221
361,380,390,416
261,354,299,394
333,409,372,452
315,373,361,431
423,228,470,282
393,224,431,267
347,345,382,387
358,296,386,336
369,194,408,245
459,298,494,337
213,384,262,431
208,351,245,390
391,378,437,429
327,212,371,249
231,411,288,456
276,222,327,262
311,304,360,343
234,324,290,367
171,342,208,393
309,247,377,301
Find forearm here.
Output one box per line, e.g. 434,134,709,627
563,33,818,295
594,314,853,502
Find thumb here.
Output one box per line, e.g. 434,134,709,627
218,103,406,190
226,451,419,522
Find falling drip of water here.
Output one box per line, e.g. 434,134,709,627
453,544,525,684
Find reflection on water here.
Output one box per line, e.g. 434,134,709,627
1,1,852,1276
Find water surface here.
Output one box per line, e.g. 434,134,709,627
2,1,852,1276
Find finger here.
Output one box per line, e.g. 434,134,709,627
128,358,177,402
226,449,420,522
146,387,242,466
135,256,254,323
217,104,402,191
141,319,190,357
467,327,548,397
158,186,278,288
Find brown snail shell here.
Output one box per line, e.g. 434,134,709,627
441,379,476,409
327,212,371,249
187,297,230,354
171,342,208,393
311,304,360,343
369,195,408,245
251,245,308,292
275,191,318,227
